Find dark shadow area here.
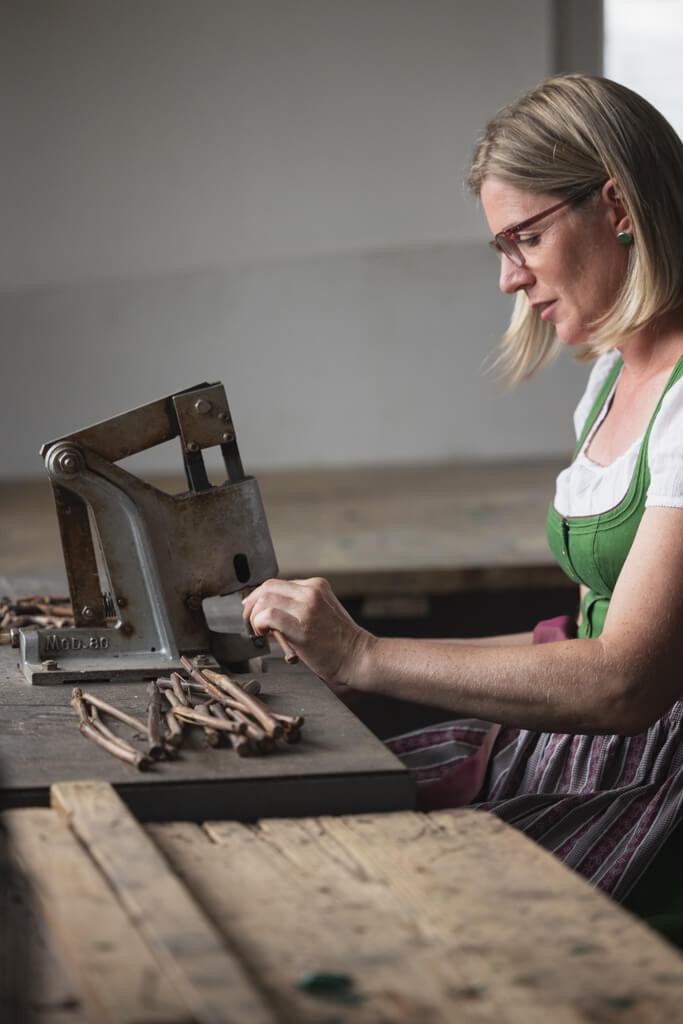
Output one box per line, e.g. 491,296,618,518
343,584,578,640
0,819,34,1023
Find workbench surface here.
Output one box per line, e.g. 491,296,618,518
0,642,414,820
1,459,570,596
4,780,683,1023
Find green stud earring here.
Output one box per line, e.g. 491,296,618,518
617,231,633,245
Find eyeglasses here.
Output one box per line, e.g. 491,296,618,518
489,185,600,267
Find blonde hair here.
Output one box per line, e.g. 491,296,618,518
469,74,683,383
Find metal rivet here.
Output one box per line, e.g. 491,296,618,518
10,629,20,649
194,398,212,414
81,606,95,620
186,441,200,453
221,432,234,443
117,621,134,636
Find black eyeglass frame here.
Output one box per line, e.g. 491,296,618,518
489,184,603,267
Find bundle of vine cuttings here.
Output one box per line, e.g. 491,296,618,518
71,655,304,769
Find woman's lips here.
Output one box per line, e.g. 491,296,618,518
537,300,557,321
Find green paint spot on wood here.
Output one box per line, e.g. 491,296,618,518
456,984,486,998
604,995,636,1010
295,970,364,1005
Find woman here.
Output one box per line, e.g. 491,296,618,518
242,75,683,920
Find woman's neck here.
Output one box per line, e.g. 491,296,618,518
618,308,683,379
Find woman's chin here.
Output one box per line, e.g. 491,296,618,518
555,324,589,347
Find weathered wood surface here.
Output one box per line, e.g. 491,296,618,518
1,821,90,1024
3,807,192,1024
51,781,276,1024
163,812,683,1023
0,643,413,819
0,460,570,596
4,782,683,1023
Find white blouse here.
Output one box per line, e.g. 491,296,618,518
553,349,683,518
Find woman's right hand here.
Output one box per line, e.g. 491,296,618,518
242,577,375,693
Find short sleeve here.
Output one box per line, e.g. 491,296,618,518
646,374,683,508
573,349,622,441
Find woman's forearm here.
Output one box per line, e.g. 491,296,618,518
352,634,644,735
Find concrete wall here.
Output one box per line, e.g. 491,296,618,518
1,1,600,479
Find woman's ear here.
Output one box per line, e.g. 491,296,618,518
601,178,632,236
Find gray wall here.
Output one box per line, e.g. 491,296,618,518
1,1,599,479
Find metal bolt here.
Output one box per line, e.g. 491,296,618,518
81,606,95,620
41,659,58,671
54,448,83,475
194,398,212,414
186,441,200,453
221,432,234,443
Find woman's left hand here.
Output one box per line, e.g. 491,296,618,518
241,577,375,692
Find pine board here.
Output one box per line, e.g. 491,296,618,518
51,780,276,1024
2,806,192,1023
146,809,683,1023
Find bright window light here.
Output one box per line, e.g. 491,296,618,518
604,0,683,138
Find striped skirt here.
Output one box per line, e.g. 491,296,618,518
385,618,683,902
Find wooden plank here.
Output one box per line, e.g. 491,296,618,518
203,813,567,1023
1,819,89,1024
195,810,683,1023
307,810,683,1020
2,807,192,1024
51,780,276,1024
150,818,452,1023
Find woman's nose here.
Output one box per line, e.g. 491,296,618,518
498,255,534,294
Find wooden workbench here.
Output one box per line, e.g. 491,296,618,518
1,459,578,648
0,642,414,820
0,459,571,596
3,463,681,1022
5,780,683,1023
